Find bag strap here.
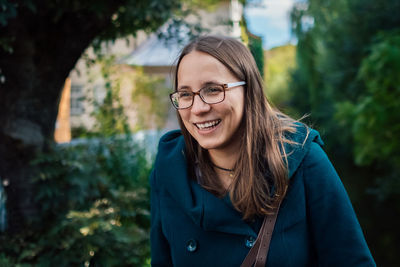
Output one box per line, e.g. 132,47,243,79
240,202,282,267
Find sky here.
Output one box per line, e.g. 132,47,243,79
244,0,298,49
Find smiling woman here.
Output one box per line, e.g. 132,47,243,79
150,36,375,267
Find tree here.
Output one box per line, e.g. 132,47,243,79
290,0,400,265
263,44,296,111
0,0,202,233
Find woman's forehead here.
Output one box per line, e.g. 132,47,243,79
177,51,237,87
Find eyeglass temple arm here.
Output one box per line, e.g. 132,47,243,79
225,81,246,88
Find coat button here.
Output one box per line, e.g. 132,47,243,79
186,239,198,252
245,236,256,248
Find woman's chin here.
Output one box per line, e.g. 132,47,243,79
197,140,220,150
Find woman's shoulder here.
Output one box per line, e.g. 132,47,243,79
153,129,186,170
284,122,323,145
159,129,182,143
156,130,185,153
283,122,325,178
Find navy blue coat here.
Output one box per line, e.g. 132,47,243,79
150,127,375,266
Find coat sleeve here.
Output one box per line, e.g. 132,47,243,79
150,169,173,267
303,142,376,266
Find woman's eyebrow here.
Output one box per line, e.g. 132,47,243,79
177,80,221,91
202,81,220,87
177,85,191,91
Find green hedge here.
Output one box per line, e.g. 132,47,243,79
0,135,153,266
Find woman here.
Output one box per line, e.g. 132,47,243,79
150,35,375,266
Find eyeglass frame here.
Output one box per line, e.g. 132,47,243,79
169,81,246,110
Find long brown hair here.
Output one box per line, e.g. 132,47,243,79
175,35,298,220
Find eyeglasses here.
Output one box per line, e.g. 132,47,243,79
170,81,246,110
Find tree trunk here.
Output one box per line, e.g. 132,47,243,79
0,3,120,233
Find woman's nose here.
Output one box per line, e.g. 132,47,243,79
191,94,210,114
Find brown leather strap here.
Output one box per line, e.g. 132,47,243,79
240,202,282,267
240,217,267,267
254,207,280,267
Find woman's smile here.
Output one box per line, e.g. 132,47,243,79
194,119,221,130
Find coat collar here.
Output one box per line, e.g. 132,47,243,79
284,125,324,178
155,131,255,236
154,125,323,236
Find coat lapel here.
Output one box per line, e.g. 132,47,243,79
196,181,256,236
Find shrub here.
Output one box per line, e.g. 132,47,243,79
0,135,153,266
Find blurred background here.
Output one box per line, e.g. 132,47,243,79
0,0,399,266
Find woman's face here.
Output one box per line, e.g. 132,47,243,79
177,50,245,153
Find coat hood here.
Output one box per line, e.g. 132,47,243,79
153,124,323,236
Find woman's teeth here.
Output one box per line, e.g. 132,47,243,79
196,120,221,129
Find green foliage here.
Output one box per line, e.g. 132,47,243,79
353,31,400,166
289,0,400,265
99,0,226,41
131,68,171,130
0,134,153,266
96,0,181,43
264,45,296,112
335,30,400,196
1,0,225,55
290,0,400,170
248,33,264,77
182,0,223,10
90,55,132,137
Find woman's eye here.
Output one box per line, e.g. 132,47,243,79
204,86,223,94
178,91,192,98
